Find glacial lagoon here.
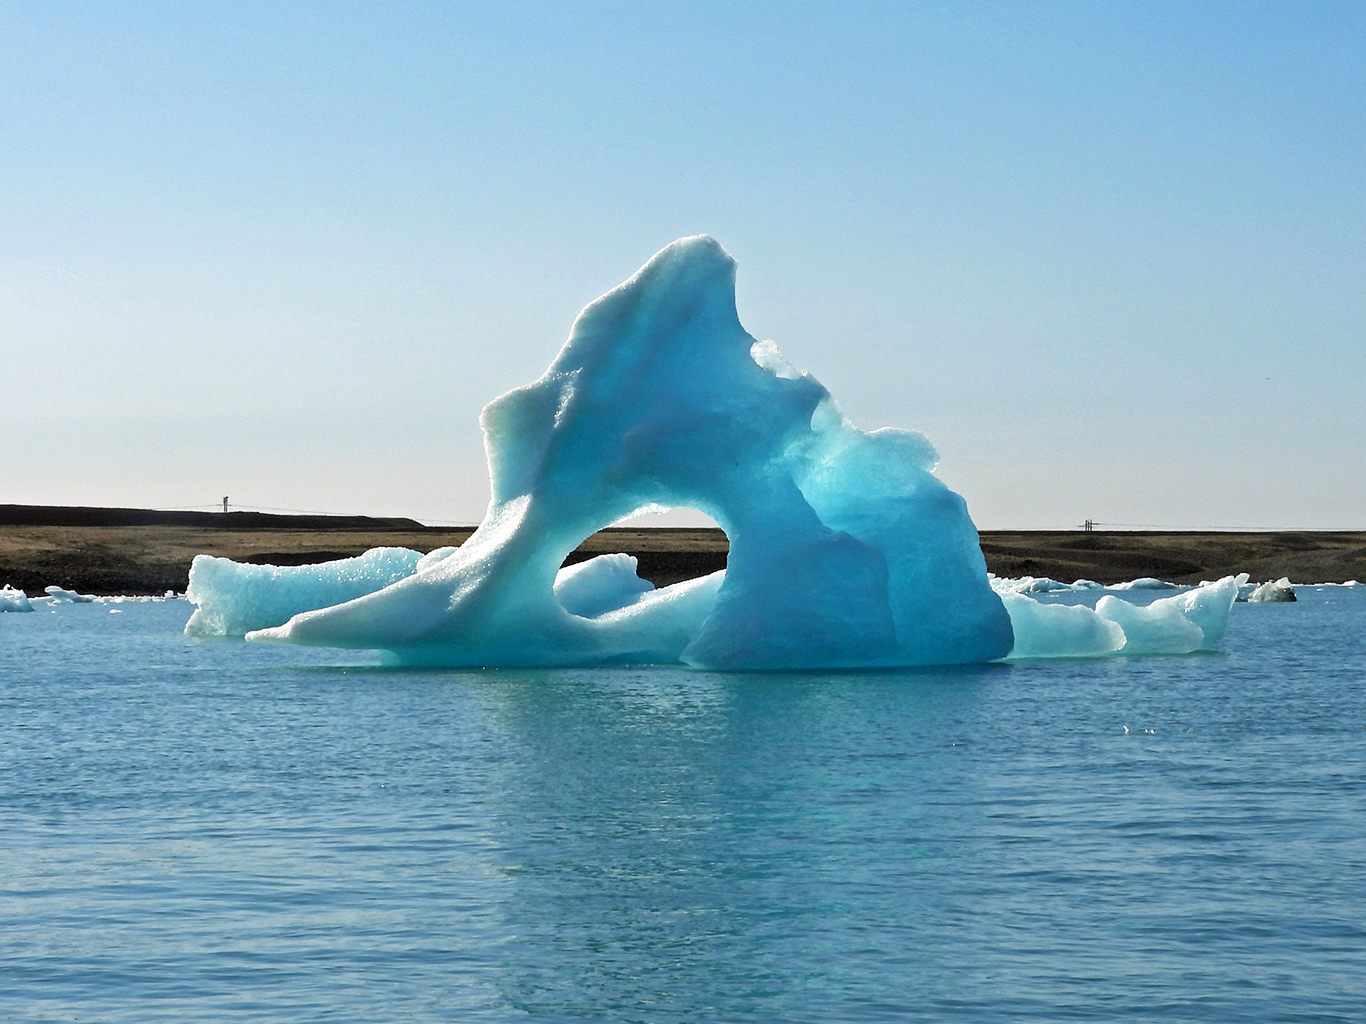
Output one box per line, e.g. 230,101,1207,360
4,588,1364,1022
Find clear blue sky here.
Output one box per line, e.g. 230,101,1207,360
4,1,1363,528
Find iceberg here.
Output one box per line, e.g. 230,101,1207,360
187,236,1244,667
1,585,35,613
1247,577,1296,603
1108,577,1180,591
989,575,1078,595
1001,574,1246,658
236,236,1013,668
43,585,95,604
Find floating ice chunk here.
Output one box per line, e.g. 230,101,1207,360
1108,577,1179,591
185,547,424,636
1,585,35,613
999,574,1245,659
44,585,95,604
244,236,1013,668
990,576,1136,595
990,576,1076,594
1247,577,1296,603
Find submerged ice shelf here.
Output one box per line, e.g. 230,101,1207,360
186,236,1241,666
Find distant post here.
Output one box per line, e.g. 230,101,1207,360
1084,519,1093,532
222,496,229,513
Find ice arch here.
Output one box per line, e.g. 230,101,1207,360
247,236,1014,668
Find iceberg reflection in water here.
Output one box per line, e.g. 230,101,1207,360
186,237,1241,665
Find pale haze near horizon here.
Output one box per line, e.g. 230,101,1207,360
4,2,1363,530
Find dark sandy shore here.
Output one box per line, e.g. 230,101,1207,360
2,505,1362,595
978,530,1365,587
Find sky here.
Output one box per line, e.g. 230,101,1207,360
4,1,1363,529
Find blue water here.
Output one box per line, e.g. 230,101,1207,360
3,591,1365,1022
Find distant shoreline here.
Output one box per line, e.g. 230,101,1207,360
2,505,1361,595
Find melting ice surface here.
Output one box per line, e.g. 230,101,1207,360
186,236,1242,666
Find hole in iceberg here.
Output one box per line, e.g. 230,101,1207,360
554,506,729,619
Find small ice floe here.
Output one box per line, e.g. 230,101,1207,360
988,575,1109,594
44,585,96,604
999,574,1247,659
1247,577,1296,603
1,585,35,613
989,575,1077,595
1108,577,1180,591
